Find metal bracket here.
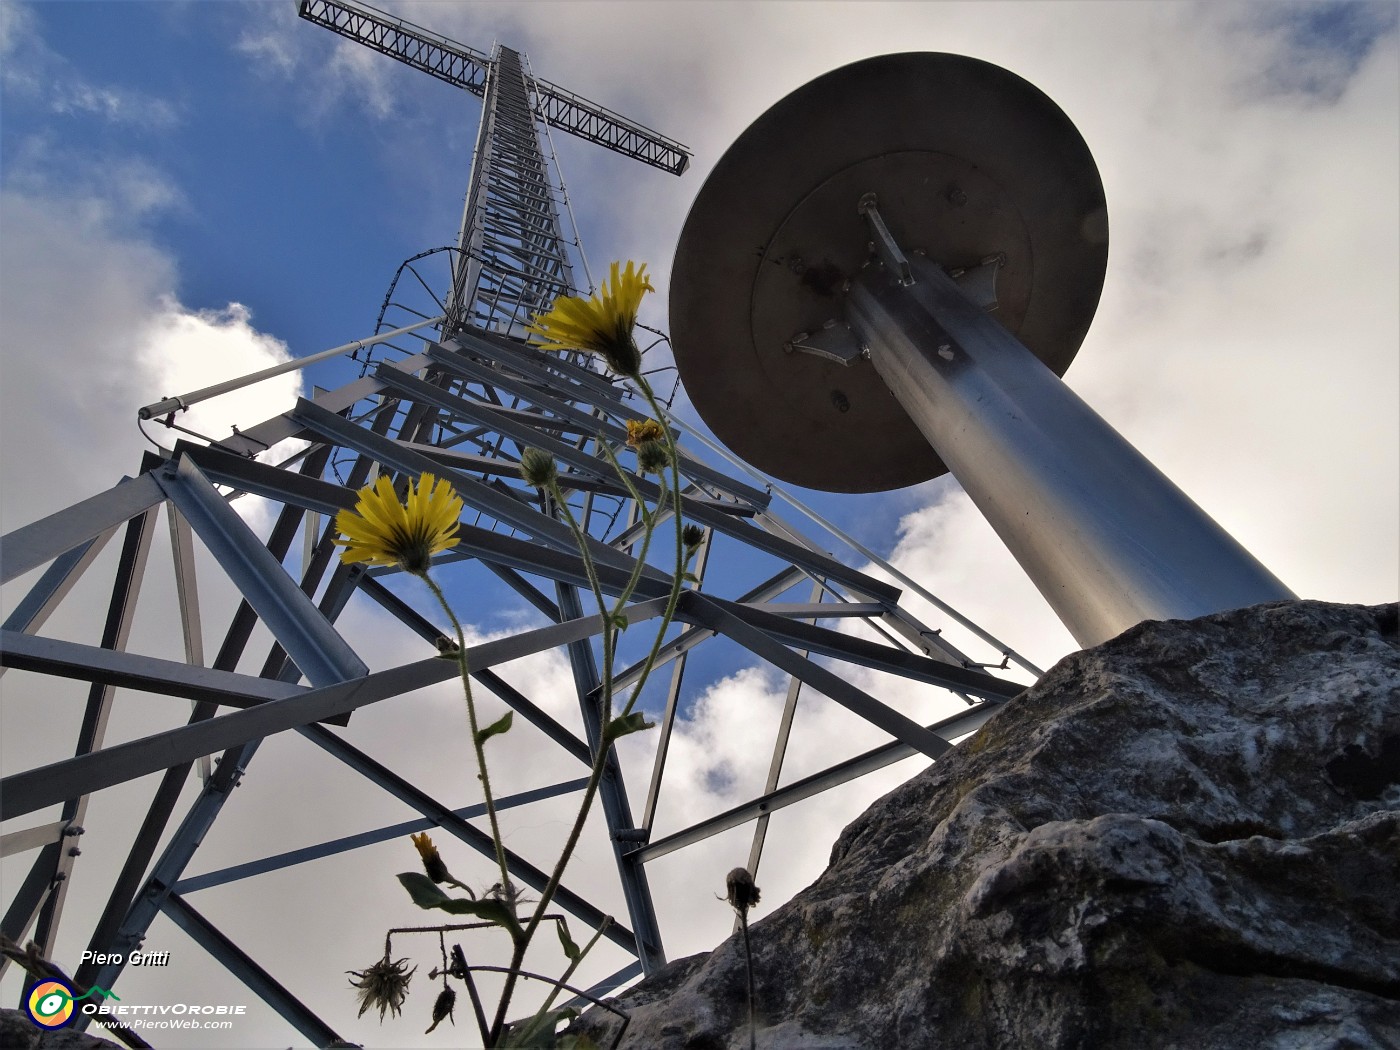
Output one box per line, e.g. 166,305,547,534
858,193,914,287
948,253,1005,312
784,319,868,366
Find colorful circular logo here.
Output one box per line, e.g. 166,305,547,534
25,979,76,1029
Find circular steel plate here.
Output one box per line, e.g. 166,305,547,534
670,52,1109,492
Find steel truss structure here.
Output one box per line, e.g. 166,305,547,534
1,4,1033,1045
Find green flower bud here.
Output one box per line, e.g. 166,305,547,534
636,439,671,475
519,447,557,487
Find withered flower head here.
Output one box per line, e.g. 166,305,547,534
725,867,761,915
348,955,415,1021
625,418,665,448
425,986,456,1034
682,524,706,552
411,832,451,884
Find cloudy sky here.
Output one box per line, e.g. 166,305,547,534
1,1,1396,1047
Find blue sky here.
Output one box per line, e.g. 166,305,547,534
2,2,1397,1047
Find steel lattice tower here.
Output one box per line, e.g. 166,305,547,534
0,3,1032,1043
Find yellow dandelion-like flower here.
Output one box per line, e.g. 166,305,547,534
411,832,451,884
524,260,653,377
334,473,462,575
625,418,665,447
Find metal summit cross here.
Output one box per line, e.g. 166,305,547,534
299,0,688,338
0,3,1031,1044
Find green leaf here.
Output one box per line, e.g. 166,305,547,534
603,711,655,743
475,711,513,747
554,918,581,963
683,572,700,584
607,612,629,632
397,873,521,932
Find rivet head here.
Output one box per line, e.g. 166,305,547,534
831,390,851,413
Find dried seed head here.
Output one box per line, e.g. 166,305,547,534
682,524,706,552
425,985,456,1033
348,955,415,1022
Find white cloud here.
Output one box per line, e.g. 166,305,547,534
2,4,1396,1045
0,178,301,531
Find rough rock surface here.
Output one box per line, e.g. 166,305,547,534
571,601,1400,1049
0,1009,123,1049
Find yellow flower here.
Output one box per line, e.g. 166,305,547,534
334,473,462,575
625,418,665,447
411,832,451,884
524,260,653,376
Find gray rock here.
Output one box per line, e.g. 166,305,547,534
571,600,1400,1049
0,1008,124,1049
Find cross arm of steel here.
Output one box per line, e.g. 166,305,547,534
297,0,690,175
297,0,491,94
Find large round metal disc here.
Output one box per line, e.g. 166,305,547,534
671,52,1109,492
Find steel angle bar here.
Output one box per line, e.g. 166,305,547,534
554,582,664,972
0,472,164,584
4,597,671,820
182,441,671,602
442,335,773,509
173,778,590,894
562,960,645,1013
167,501,206,669
211,350,434,459
160,892,345,1048
638,535,714,835
33,506,158,962
298,724,638,955
351,574,591,764
380,365,884,600
155,455,367,688
634,701,1002,864
291,397,638,575
71,455,331,1000
1,525,117,636
480,562,560,620
681,592,952,760
373,365,626,484
607,566,809,701
711,598,1022,701
0,821,67,858
0,633,303,709
450,329,623,407
743,579,824,891
1,842,62,966
745,602,887,618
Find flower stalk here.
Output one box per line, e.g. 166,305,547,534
338,262,690,1046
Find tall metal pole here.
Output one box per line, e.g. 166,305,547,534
848,255,1295,647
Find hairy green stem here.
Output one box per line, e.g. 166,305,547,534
620,378,688,716
419,573,512,899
